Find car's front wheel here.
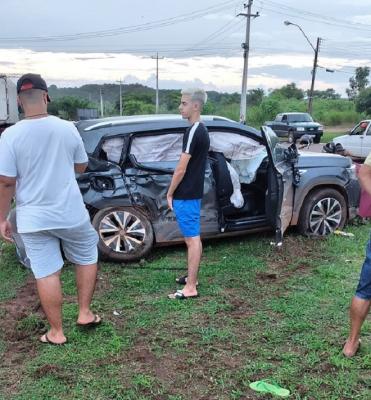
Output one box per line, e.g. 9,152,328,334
298,188,347,236
92,207,154,262
313,135,321,144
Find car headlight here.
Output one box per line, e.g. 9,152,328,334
296,127,305,131
318,125,323,130
346,164,357,180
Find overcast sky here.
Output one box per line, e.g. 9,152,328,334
1,0,370,95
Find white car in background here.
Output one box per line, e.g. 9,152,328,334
329,120,371,159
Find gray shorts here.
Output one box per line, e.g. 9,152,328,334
20,220,99,280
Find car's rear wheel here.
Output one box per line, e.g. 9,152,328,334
92,207,154,262
298,188,347,236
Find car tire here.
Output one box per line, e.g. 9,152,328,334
298,188,347,236
288,131,295,144
92,207,154,262
313,135,321,144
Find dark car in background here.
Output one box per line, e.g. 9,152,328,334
264,112,323,144
11,115,360,265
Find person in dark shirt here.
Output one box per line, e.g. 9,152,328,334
167,88,210,300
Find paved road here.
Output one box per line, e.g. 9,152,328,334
281,142,324,153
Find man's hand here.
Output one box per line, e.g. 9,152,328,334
167,193,173,210
0,220,13,243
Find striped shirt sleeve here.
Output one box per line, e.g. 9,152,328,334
183,122,199,155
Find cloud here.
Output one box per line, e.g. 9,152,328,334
351,14,371,24
74,56,116,61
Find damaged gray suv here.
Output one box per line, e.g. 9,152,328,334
62,115,359,263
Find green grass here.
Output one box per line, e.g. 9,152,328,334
0,224,370,399
321,131,344,143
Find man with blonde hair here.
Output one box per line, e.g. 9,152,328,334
167,88,210,299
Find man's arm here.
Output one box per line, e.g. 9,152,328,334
358,164,371,196
74,162,88,174
167,153,191,210
0,175,16,242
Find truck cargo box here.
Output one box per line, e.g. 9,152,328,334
0,75,19,126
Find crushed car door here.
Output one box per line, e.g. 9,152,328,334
261,126,295,246
124,130,219,243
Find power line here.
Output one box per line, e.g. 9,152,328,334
260,0,371,32
0,1,240,43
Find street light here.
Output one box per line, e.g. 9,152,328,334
284,20,320,115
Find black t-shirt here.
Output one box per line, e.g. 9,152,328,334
174,121,210,200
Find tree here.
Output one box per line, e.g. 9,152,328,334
308,88,341,100
247,88,264,106
123,100,155,115
48,96,93,120
346,66,370,100
355,87,371,116
270,83,304,100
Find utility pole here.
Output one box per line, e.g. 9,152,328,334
151,52,164,113
100,88,104,118
116,79,123,116
284,21,322,115
308,37,321,115
238,1,259,124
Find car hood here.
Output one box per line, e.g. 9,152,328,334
297,151,352,168
291,122,321,128
331,134,348,142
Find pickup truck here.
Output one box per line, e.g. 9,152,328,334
0,75,18,135
264,112,323,143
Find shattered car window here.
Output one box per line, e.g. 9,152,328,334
102,137,125,163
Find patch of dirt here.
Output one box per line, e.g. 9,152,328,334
32,364,75,384
0,276,44,397
256,272,278,281
264,235,325,276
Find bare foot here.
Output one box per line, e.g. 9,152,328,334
342,339,361,357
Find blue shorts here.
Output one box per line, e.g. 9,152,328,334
355,236,371,300
173,199,201,238
20,220,99,280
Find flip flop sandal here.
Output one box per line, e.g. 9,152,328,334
249,380,290,397
39,333,67,346
175,275,199,286
168,290,199,300
176,275,188,285
76,314,102,328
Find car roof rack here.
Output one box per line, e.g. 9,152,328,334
83,114,234,131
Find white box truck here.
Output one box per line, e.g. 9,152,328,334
0,75,18,135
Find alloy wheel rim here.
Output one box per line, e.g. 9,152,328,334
99,211,146,253
309,197,342,235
